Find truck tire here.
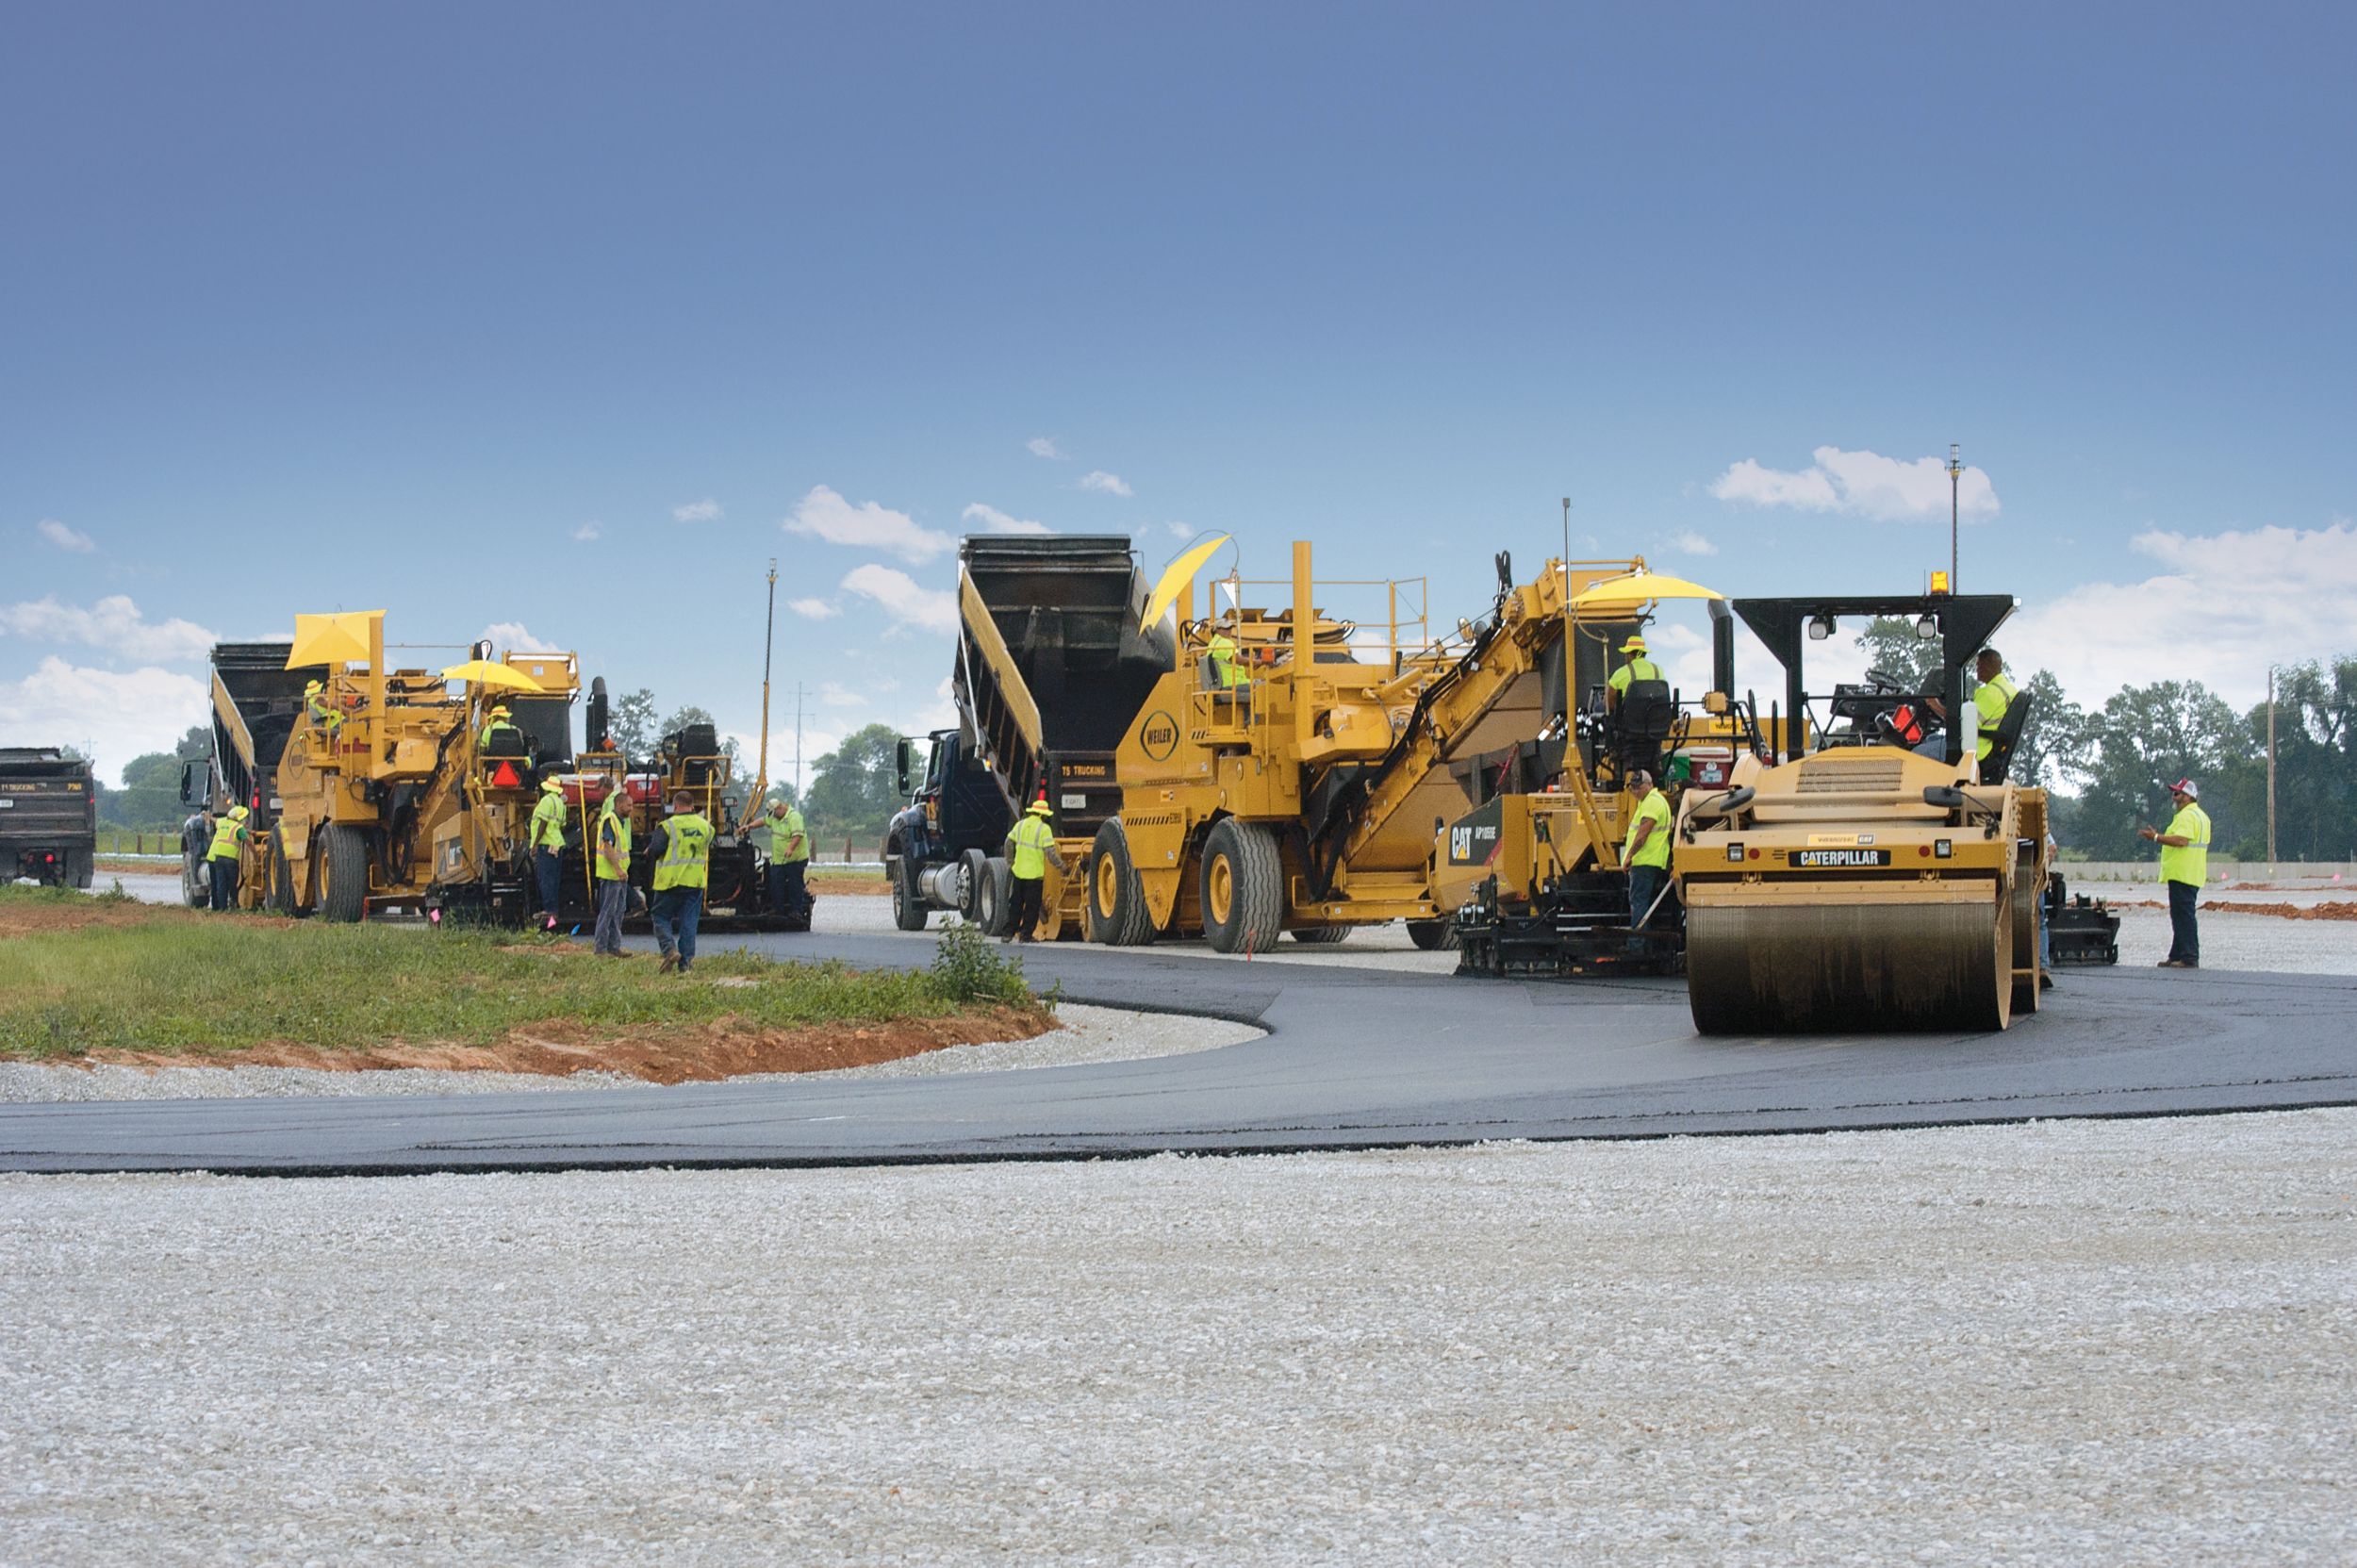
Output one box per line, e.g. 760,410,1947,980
1085,819,1156,947
1199,817,1284,955
181,821,210,907
957,848,991,923
264,830,296,916
973,855,1008,936
889,854,930,932
1408,918,1459,951
69,849,94,890
318,824,371,924
1290,924,1349,945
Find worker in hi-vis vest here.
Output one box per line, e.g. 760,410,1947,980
1970,648,2019,765
2141,777,2211,969
530,778,569,933
1002,797,1065,944
592,786,633,957
1205,617,1244,690
206,804,250,912
757,798,811,922
649,790,713,975
1607,635,1662,708
1620,768,1673,952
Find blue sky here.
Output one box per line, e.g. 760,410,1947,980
7,4,2354,782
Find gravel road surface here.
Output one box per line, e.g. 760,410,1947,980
4,1109,2349,1565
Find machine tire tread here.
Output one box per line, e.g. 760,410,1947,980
320,823,370,924
1086,819,1156,947
1201,817,1284,954
889,851,930,932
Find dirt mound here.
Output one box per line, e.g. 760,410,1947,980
82,1002,1057,1084
2199,900,2357,922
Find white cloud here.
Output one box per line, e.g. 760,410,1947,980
672,499,723,523
818,682,865,707
480,621,561,653
1668,530,1719,557
839,563,959,635
572,522,602,542
1709,446,1999,522
787,597,840,619
36,518,94,553
0,658,209,777
1166,520,1196,540
962,503,1051,536
1078,470,1133,498
1027,437,1066,460
2007,520,2357,708
0,595,217,664
784,485,951,564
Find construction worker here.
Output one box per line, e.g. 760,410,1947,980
478,704,522,753
592,785,633,957
648,789,713,975
2140,777,2211,968
1620,769,1672,952
756,798,811,922
530,777,569,933
303,680,341,742
1002,796,1065,944
1969,648,2019,766
206,804,249,911
1606,635,1662,706
1205,616,1244,690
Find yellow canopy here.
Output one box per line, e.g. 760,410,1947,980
440,659,549,695
1571,571,1723,608
286,611,383,669
1140,534,1233,632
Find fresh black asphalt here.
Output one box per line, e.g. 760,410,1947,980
4,926,2352,1175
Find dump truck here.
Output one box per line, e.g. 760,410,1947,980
886,534,1176,933
1,747,97,888
182,615,581,921
1672,589,2053,1033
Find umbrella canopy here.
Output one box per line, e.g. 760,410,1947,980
286,610,383,669
1140,534,1233,632
440,659,550,694
1570,570,1723,608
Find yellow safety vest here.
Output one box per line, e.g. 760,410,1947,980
595,804,632,881
1207,632,1243,689
1973,671,2019,760
652,812,713,892
1621,790,1673,870
530,792,568,851
2159,803,2211,887
207,816,245,863
777,806,809,864
306,692,341,734
1009,815,1055,880
1608,657,1664,697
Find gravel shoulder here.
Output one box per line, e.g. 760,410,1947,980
3,1110,2349,1565
0,1002,1261,1102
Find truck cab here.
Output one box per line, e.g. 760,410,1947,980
885,728,1014,930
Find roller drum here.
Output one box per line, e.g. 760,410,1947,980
1687,895,2013,1035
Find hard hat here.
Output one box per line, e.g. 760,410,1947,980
227,804,250,821
305,679,322,694
489,704,512,718
769,800,789,814
540,777,563,793
1620,635,1648,653
2168,777,2200,800
1027,798,1053,816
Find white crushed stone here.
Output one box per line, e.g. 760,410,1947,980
1,1109,2350,1565
0,1002,1261,1103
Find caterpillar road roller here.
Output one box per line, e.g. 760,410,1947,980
1673,588,2052,1033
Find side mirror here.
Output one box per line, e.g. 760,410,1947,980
895,738,915,797
179,760,197,807
1922,784,1966,809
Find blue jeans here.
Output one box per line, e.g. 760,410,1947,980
652,887,702,968
535,848,563,926
208,858,239,911
594,878,630,955
1626,865,1668,953
2167,880,2200,965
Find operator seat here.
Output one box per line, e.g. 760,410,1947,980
1978,689,2036,785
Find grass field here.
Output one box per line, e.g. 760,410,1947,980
0,886,1041,1074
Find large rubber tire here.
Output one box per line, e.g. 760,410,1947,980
890,854,930,932
68,848,93,890
1199,817,1284,955
1290,925,1349,945
1407,918,1459,951
973,856,1009,936
318,823,371,924
181,828,209,907
264,830,296,916
957,848,991,923
1085,819,1157,947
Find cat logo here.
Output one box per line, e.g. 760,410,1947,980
1139,711,1179,761
1450,826,1474,861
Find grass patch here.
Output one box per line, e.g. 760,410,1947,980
0,884,1041,1065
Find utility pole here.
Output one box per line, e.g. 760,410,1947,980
1947,442,1962,589
794,684,806,801
2267,665,2278,865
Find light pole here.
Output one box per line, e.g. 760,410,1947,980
1947,442,1962,589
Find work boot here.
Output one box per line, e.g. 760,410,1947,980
677,963,692,977
658,951,677,975
2039,969,2054,990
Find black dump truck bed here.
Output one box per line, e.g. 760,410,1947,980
1,746,97,887
200,641,324,812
